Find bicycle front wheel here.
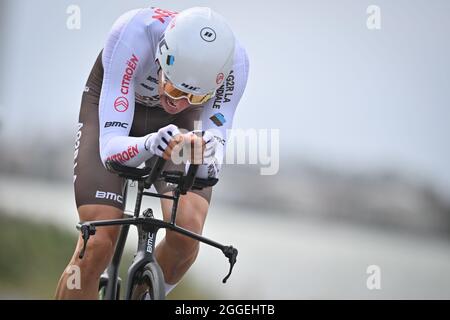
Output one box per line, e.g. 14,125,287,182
98,275,121,300
130,262,165,300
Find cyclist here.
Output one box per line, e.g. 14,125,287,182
55,6,249,299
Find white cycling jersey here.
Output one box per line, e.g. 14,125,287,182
98,7,249,177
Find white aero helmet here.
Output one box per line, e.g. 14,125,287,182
156,7,235,96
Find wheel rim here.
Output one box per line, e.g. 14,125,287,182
130,264,164,300
141,280,154,300
132,278,155,300
141,291,152,300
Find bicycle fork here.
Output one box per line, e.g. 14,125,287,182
124,209,159,300
100,223,129,300
98,207,158,300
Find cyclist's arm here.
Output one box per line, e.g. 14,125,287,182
98,9,154,167
197,44,250,178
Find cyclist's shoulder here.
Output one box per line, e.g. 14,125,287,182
232,39,250,74
112,7,175,35
106,7,175,52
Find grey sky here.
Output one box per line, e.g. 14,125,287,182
1,0,449,193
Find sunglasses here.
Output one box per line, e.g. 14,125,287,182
161,72,215,105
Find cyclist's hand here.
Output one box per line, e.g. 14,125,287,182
183,130,218,164
146,124,183,160
198,130,221,178
183,130,221,179
182,131,205,164
200,130,218,164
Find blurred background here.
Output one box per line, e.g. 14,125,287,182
1,0,450,299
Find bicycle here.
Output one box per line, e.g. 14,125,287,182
76,157,238,300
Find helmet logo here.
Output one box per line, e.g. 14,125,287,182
181,83,200,92
200,27,216,42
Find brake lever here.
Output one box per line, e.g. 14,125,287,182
222,246,238,283
77,224,96,259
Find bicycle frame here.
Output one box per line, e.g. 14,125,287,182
77,160,238,300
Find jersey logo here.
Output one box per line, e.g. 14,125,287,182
73,122,83,183
121,54,139,95
213,71,235,109
152,7,177,24
166,55,175,66
104,121,128,129
114,96,129,112
216,73,224,85
158,36,169,55
95,190,123,204
106,144,139,163
210,113,226,127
